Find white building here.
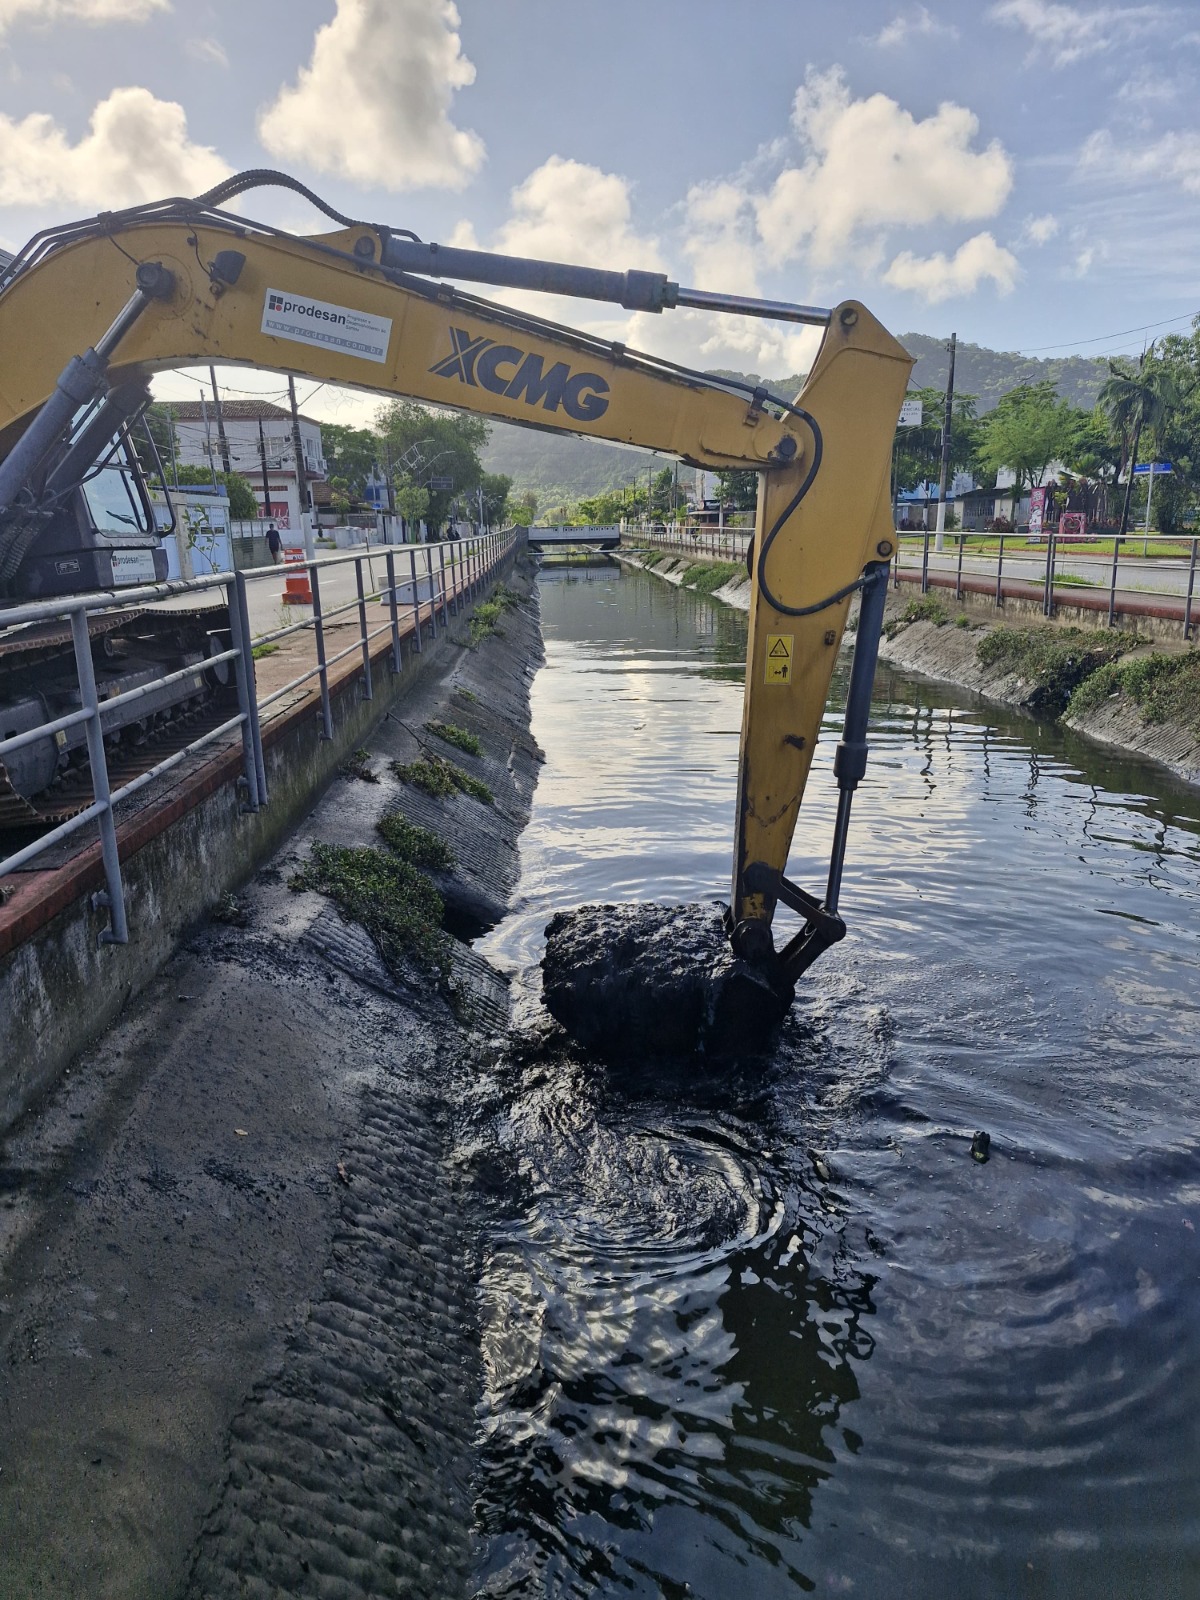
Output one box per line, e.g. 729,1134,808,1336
167,400,326,535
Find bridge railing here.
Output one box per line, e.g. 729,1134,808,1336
621,522,752,561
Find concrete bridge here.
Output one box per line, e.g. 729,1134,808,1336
527,524,619,552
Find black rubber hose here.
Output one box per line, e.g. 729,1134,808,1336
190,170,422,242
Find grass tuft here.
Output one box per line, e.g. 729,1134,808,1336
681,561,741,595
376,811,454,870
289,841,449,977
976,626,1139,716
339,747,378,782
426,719,483,757
392,753,493,805
883,596,948,638
1067,650,1200,732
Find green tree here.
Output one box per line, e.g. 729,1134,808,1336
893,387,980,491
479,472,512,528
321,424,381,497
172,464,258,518
1098,351,1183,535
575,488,628,524
714,469,758,511
510,489,538,526
976,382,1084,496
376,401,489,534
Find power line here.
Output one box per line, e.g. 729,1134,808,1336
1019,309,1199,355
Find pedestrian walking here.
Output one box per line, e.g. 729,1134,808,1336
266,522,283,564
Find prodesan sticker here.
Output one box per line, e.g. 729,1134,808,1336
764,633,793,685
262,289,392,364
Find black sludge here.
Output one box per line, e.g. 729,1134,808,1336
541,900,793,1061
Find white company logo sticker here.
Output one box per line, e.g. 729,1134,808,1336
261,289,392,364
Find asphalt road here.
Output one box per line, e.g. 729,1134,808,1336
894,543,1197,600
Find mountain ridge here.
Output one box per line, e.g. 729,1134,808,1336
480,335,1112,503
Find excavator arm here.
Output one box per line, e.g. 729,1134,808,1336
0,179,912,980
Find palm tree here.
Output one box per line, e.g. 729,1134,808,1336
1098,347,1181,536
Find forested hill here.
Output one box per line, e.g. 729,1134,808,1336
899,333,1109,412
481,335,1112,503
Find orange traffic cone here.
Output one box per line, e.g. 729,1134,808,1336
282,551,313,606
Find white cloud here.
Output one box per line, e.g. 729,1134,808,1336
1022,211,1059,243
1070,245,1097,276
258,0,483,192
0,0,167,31
682,180,762,294
185,35,228,68
0,85,230,208
883,232,1020,300
754,68,1012,269
489,156,665,271
873,5,958,46
1080,126,1200,193
989,0,1167,66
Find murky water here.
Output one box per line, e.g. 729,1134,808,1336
469,559,1200,1598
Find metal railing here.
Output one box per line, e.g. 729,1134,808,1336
0,527,517,943
895,530,1198,638
620,521,753,561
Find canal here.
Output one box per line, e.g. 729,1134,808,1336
470,558,1200,1598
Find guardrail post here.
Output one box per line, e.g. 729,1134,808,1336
308,565,335,738
955,531,965,600
995,534,1005,608
225,574,261,811
437,544,450,628
921,525,930,593
1185,537,1197,642
384,551,403,671
408,547,422,651
70,607,128,945
424,547,440,640
1107,534,1120,627
234,572,268,800
355,556,374,699
1042,532,1054,617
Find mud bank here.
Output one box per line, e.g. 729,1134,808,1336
0,560,545,1598
877,593,1200,790
621,547,1200,792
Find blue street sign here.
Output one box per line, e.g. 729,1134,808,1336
1133,462,1172,474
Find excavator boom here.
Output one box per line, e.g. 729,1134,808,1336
0,177,913,976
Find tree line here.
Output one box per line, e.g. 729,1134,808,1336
143,399,523,534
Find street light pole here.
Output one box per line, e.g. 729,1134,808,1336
934,332,956,555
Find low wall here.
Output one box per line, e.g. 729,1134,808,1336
0,549,520,1132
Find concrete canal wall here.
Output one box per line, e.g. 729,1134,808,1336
0,545,524,1132
619,549,1200,791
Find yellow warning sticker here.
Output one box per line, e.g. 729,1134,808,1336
764,632,793,685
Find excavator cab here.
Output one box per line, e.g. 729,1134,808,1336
0,383,168,600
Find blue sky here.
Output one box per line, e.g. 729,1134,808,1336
2,0,1198,421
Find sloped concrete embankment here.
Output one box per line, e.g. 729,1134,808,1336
616,548,751,610
621,546,1200,791
877,594,1200,789
0,564,544,1598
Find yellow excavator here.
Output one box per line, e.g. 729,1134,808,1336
0,171,912,984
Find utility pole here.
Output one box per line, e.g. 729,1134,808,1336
934,331,957,554
257,418,273,529
166,402,179,488
199,393,218,487
287,376,315,559
209,366,232,475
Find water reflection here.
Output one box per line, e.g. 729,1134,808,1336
472,563,1200,1598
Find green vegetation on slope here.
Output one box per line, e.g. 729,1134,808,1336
975,626,1139,715
1068,651,1200,732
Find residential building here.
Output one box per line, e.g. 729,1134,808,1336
165,400,326,533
